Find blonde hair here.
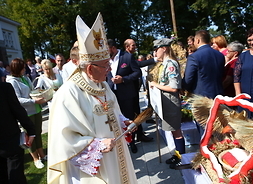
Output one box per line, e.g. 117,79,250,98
35,56,41,63
165,46,178,62
41,59,52,69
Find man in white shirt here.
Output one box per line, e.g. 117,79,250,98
53,54,66,78
61,47,79,82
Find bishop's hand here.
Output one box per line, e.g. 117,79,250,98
101,138,116,153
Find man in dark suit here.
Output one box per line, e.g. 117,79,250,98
0,82,35,184
107,39,151,153
182,30,225,99
124,39,157,125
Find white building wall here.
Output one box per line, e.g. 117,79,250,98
0,16,23,63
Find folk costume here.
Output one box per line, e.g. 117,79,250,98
47,13,137,184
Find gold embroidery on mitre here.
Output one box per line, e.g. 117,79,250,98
79,50,110,62
93,28,104,50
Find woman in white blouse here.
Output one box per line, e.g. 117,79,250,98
36,59,63,106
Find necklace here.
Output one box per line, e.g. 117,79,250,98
93,95,109,112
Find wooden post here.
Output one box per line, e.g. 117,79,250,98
169,0,177,37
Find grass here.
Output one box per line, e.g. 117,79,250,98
24,133,48,184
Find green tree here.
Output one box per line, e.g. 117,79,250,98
1,0,133,59
139,0,209,47
191,0,253,44
2,0,253,59
1,0,80,59
102,0,132,49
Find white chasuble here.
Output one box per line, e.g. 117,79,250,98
47,71,137,184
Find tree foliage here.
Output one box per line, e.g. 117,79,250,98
1,0,253,59
190,0,253,44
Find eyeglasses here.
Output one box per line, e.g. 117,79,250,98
227,50,236,53
247,39,253,42
91,63,111,71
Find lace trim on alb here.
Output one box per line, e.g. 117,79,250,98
69,138,106,176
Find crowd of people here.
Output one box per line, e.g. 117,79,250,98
1,11,253,183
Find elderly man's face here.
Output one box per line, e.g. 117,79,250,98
89,59,111,83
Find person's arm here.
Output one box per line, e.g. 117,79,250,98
233,57,242,96
9,79,45,105
35,76,44,89
69,138,110,176
5,83,36,136
234,83,241,96
182,55,198,92
137,58,156,67
149,81,178,93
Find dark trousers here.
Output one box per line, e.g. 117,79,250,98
29,112,43,152
113,90,143,141
0,137,27,184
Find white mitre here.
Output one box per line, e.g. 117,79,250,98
76,13,110,62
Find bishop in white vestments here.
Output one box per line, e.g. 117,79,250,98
47,13,137,184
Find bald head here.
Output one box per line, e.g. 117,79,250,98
124,39,136,54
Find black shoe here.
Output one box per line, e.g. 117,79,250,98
129,142,138,153
169,161,182,169
174,163,193,170
166,155,181,164
137,135,153,142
